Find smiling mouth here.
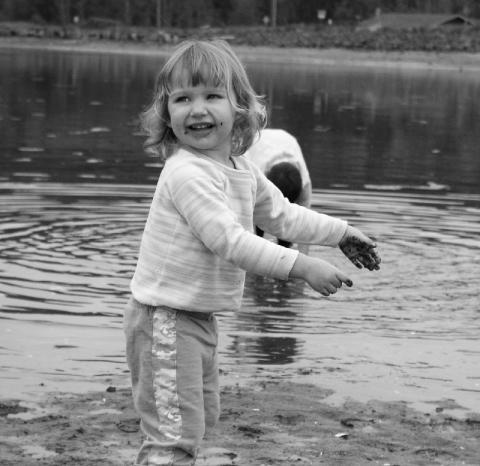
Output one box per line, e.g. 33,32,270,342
187,122,214,131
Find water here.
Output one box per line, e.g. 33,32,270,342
0,48,479,415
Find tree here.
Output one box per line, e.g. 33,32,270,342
212,0,233,26
271,0,277,27
124,0,131,24
0,0,15,21
230,0,259,25
155,0,162,28
73,0,87,22
57,0,71,25
333,0,378,21
1,0,479,25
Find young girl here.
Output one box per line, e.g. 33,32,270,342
125,40,380,466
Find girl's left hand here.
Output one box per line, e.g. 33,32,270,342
339,226,381,271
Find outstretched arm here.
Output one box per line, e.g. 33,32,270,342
252,166,347,247
339,225,381,271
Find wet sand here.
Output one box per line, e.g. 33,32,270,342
2,36,480,71
1,376,479,465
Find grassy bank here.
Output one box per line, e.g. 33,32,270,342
1,21,480,53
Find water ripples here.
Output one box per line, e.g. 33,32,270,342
1,182,479,410
239,189,480,341
0,183,153,316
1,183,479,334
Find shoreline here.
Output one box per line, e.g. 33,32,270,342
2,377,480,465
2,36,480,71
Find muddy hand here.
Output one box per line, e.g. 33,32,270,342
339,227,381,271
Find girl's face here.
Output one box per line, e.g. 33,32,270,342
167,81,237,164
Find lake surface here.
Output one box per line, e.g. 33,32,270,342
0,47,479,416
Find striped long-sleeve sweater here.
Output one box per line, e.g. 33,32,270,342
130,148,347,313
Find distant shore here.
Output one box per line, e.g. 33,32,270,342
2,36,480,71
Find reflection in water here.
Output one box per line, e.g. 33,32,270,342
246,274,307,309
0,50,156,184
250,62,480,193
1,49,480,191
228,276,307,365
227,334,301,365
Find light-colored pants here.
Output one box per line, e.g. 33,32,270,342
124,297,220,465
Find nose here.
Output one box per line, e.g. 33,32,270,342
190,97,207,117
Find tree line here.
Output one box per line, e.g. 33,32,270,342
1,0,479,28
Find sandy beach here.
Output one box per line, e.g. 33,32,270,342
1,375,479,465
1,37,480,465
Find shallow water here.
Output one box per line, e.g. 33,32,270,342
0,48,479,415
1,182,479,415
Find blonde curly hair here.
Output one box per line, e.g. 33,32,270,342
140,40,267,161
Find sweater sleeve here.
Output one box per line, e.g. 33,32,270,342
166,162,298,280
251,163,348,245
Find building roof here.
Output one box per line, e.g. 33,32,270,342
358,13,477,31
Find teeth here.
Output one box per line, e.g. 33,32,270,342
189,123,212,129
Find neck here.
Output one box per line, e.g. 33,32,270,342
181,145,233,167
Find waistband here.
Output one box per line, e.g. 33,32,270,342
130,296,214,321
178,309,214,321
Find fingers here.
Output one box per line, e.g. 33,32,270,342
370,249,381,269
320,286,337,297
362,247,381,270
334,270,352,288
339,235,381,271
320,273,353,297
350,256,363,269
356,248,380,270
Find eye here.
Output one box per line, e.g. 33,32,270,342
207,92,225,100
173,95,189,103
